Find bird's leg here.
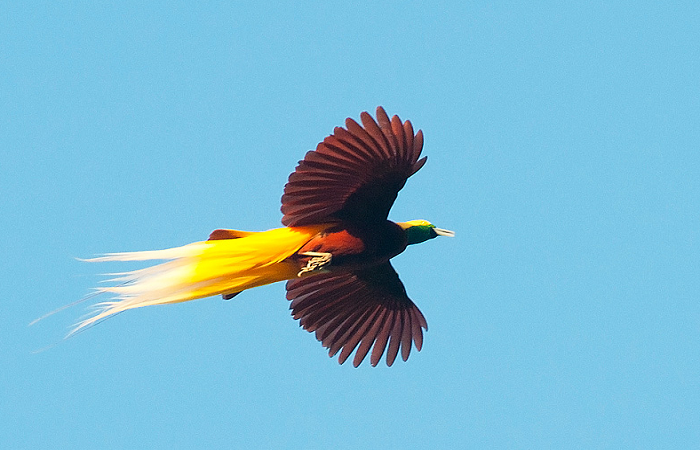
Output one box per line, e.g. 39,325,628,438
297,251,332,276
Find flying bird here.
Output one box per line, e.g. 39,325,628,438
78,107,453,367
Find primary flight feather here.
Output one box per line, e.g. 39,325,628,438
78,107,453,367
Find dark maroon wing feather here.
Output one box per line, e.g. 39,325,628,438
286,263,427,367
281,107,427,226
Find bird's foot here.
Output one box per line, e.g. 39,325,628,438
297,252,332,276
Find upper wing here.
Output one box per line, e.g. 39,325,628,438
286,263,428,367
281,106,427,226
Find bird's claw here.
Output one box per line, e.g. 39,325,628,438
297,252,332,276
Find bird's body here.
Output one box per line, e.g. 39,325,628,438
76,107,453,367
296,220,408,270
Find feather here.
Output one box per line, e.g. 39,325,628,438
286,263,427,367
281,106,426,226
73,225,330,334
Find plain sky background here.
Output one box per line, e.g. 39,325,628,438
2,1,699,448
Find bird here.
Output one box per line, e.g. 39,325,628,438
77,106,454,367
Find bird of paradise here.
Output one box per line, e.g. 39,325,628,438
77,107,453,367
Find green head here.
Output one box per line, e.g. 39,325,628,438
397,219,455,245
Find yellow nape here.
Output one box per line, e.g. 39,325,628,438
74,224,331,334
397,219,434,230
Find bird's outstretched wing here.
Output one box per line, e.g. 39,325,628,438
286,263,428,367
281,106,427,226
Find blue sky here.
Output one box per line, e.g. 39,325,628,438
2,1,699,448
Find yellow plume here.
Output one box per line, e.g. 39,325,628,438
75,224,330,334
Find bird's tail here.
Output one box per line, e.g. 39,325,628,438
75,224,329,334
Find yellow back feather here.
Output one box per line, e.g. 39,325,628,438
74,224,331,334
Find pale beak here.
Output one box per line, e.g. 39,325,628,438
433,227,455,237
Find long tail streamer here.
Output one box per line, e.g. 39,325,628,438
72,225,329,335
